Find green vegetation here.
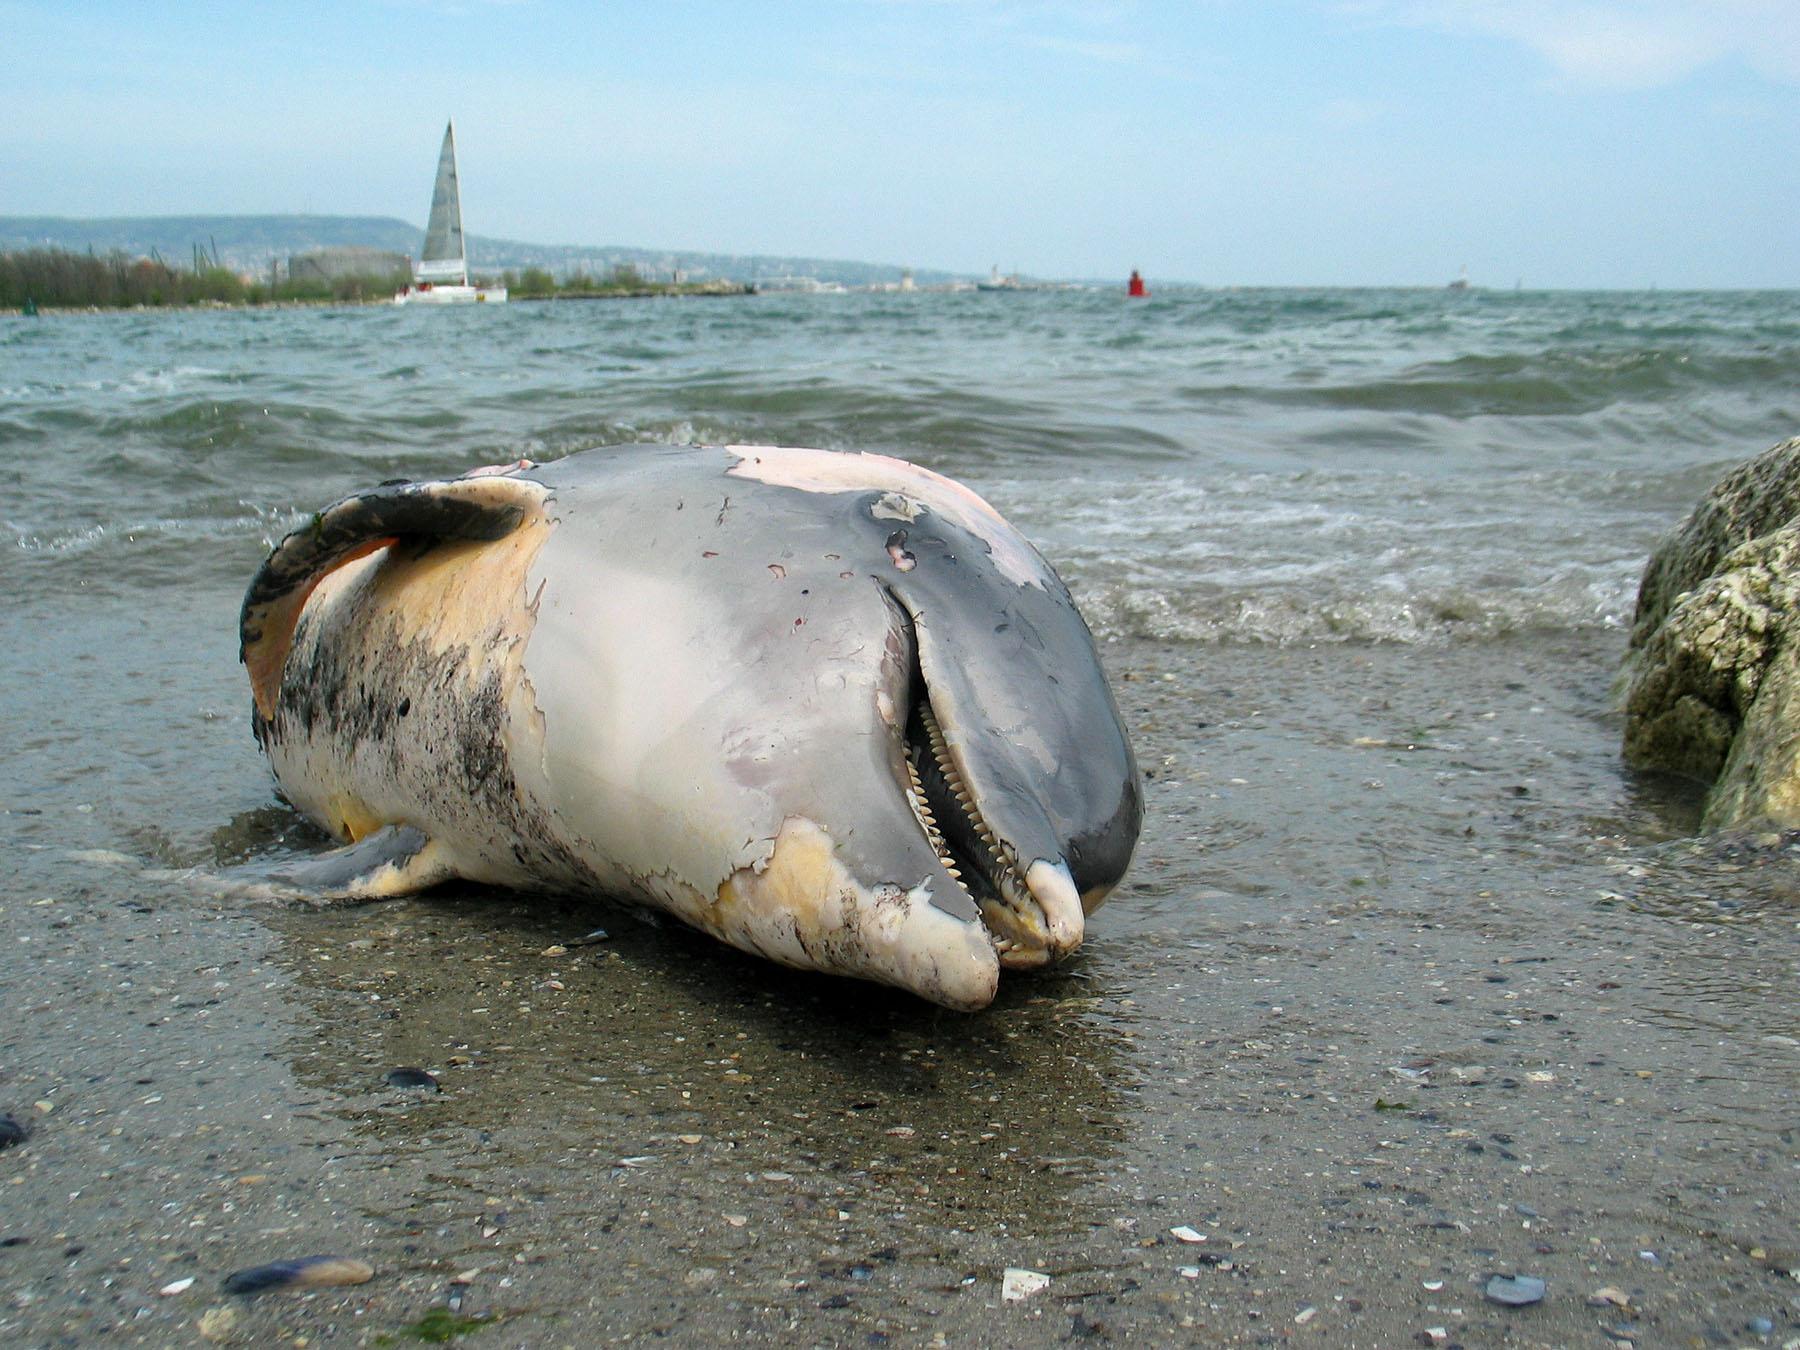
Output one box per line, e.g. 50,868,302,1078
372,1307,495,1344
499,262,747,300
0,247,750,311
0,247,410,310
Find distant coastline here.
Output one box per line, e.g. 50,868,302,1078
0,247,760,312
0,213,959,292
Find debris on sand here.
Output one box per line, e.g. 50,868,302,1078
222,1255,375,1295
1003,1267,1051,1301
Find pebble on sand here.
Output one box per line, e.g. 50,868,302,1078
222,1255,375,1295
0,1113,31,1150
198,1306,238,1341
384,1067,440,1091
1485,1273,1547,1306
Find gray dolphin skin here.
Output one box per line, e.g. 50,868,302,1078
239,444,1142,1010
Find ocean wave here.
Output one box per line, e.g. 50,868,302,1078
1182,347,1800,420
1073,573,1635,646
5,292,1791,648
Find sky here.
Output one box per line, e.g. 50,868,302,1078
3,0,1797,288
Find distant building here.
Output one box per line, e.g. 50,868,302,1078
287,246,410,282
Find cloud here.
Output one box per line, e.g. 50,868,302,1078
1352,0,1800,88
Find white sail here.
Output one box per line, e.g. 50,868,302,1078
396,120,506,304
415,121,467,284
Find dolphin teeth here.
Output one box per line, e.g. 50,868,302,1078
907,688,1041,953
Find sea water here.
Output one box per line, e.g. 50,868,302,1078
5,288,1795,641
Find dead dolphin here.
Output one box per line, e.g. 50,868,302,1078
240,444,1141,1010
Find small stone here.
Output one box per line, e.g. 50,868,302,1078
724,1215,748,1227
159,1277,195,1296
761,1171,793,1182
539,945,567,956
1295,1306,1317,1324
1422,1279,1444,1291
1485,1273,1546,1306
678,1134,702,1145
198,1306,238,1341
0,1113,30,1150
1748,1316,1774,1335
383,1067,439,1092
1587,1286,1631,1308
1002,1268,1050,1301
1170,1225,1205,1243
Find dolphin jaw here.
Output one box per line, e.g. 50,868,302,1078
713,816,998,1011
899,661,1085,971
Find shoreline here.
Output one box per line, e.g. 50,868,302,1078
2,285,756,317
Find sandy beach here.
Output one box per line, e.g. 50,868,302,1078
4,618,1795,1347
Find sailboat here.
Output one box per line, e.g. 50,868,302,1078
395,121,507,305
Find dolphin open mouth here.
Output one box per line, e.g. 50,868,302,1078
893,607,1084,968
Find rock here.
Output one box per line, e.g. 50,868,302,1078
1630,437,1800,651
384,1066,440,1091
1624,436,1800,830
0,1113,30,1150
197,1306,239,1341
1484,1273,1547,1306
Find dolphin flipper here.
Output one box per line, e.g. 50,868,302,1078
262,825,458,900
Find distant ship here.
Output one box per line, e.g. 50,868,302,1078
976,265,1023,292
395,121,507,305
1447,266,1471,292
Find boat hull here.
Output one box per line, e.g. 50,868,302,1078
394,285,508,306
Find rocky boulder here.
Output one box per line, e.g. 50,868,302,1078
1623,436,1800,831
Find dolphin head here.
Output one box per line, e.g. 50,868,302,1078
721,447,1143,978
510,445,1141,1011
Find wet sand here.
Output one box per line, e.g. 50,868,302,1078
2,621,1796,1347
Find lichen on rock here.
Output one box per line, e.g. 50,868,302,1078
1623,436,1800,831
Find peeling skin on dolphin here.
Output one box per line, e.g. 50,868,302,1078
725,444,1045,589
240,444,1142,1010
712,817,998,1011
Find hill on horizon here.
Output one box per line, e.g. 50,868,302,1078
0,214,966,289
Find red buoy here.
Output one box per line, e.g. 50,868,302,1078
1127,269,1147,298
